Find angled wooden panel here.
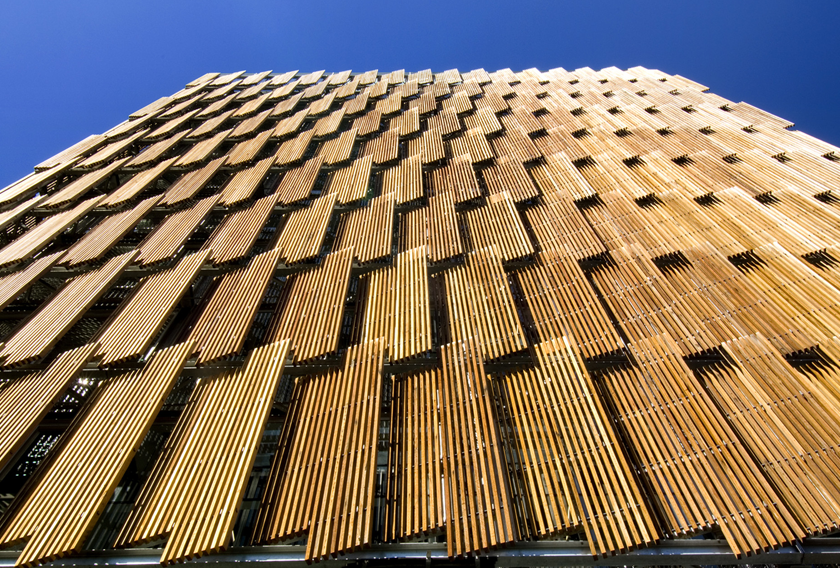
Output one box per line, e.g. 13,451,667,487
514,251,622,359
335,193,395,264
462,191,534,261
385,368,446,541
61,195,160,267
220,155,275,206
100,157,175,208
323,154,373,204
0,251,135,367
426,154,480,203
702,334,840,538
0,251,63,310
202,193,278,265
379,155,423,204
0,196,102,266
265,247,353,362
0,341,193,568
275,156,323,204
482,158,539,203
316,127,357,165
42,157,129,208
161,156,227,205
185,247,282,365
0,343,98,473
441,245,526,360
598,333,802,558
115,340,290,564
94,250,209,367
136,194,219,266
356,246,431,361
275,193,336,264
440,338,516,557
251,338,385,565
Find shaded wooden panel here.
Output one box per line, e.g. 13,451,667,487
161,155,227,205
251,338,385,564
42,157,129,208
185,247,282,366
356,246,431,361
426,154,481,203
323,154,373,204
406,127,445,163
61,195,160,267
701,333,840,538
440,338,516,557
379,155,423,204
514,251,622,359
174,129,231,169
114,340,290,564
275,193,336,264
276,156,323,204
272,108,310,138
0,341,193,568
76,129,147,169
530,152,597,201
335,193,395,264
127,130,188,168
462,191,534,261
385,369,446,541
226,129,273,167
0,251,63,310
442,245,526,360
136,194,219,266
598,333,802,558
220,155,275,205
481,158,539,202
94,250,208,367
0,195,103,268
100,157,175,207
265,247,353,362
274,129,315,166
312,107,345,137
316,127,357,165
202,193,278,266
0,343,98,473
361,127,399,164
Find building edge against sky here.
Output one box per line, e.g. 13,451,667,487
1,66,840,566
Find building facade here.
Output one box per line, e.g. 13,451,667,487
1,66,840,566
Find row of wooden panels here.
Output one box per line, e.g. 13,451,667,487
4,321,840,565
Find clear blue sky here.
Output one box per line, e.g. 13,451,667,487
1,0,838,188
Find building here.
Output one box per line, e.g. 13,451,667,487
1,66,840,567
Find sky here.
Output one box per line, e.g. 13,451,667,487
1,0,838,188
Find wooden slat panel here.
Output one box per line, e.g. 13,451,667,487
440,338,516,557
252,338,385,564
441,245,526,360
0,195,103,268
114,340,290,564
61,196,160,266
426,154,481,203
225,129,273,167
462,191,534,261
273,129,315,166
275,193,336,264
379,155,423,204
385,369,446,541
76,129,147,169
94,250,208,367
523,190,605,260
323,154,373,204
219,155,275,205
702,333,840,537
0,251,63,310
335,193,395,264
482,158,539,202
265,247,353,362
356,246,431,360
42,157,129,208
184,247,282,365
361,127,399,164
316,127,357,165
136,194,219,266
162,156,227,205
0,341,193,568
276,156,323,204
202,193,278,265
100,157,175,207
0,343,98,473
598,333,802,557
514,251,622,359
174,129,231,169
